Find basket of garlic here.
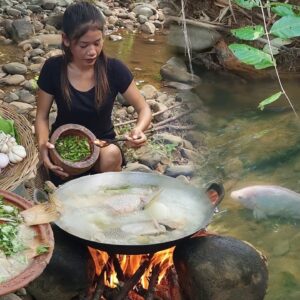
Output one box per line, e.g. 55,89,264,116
0,102,38,191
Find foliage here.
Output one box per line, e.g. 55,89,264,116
229,1,300,111
233,0,259,10
258,91,282,110
270,16,300,38
229,44,274,69
231,25,265,40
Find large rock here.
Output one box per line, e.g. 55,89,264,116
174,235,268,300
27,226,94,300
11,19,34,42
168,24,222,52
3,62,27,75
160,63,201,84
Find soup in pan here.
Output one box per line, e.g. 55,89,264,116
55,173,214,246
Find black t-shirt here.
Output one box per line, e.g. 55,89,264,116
37,55,133,138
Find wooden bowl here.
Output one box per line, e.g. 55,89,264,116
0,190,54,296
49,124,100,177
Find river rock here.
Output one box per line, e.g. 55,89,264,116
34,34,62,47
135,145,166,169
140,21,156,34
140,84,158,99
27,4,43,13
123,162,153,173
16,89,35,104
180,148,198,160
9,101,33,114
273,240,290,257
45,14,63,29
4,92,19,103
168,24,222,52
154,133,183,146
138,14,148,24
133,4,155,18
160,63,201,85
6,7,22,17
11,19,34,42
3,62,27,75
0,74,25,85
41,0,56,10
164,164,194,177
174,236,268,300
109,34,122,41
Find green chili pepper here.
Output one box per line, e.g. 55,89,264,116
55,135,91,162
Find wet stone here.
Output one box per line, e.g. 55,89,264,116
273,240,290,257
164,164,195,177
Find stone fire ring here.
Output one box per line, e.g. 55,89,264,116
0,190,54,296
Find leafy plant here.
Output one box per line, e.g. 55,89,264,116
229,1,299,114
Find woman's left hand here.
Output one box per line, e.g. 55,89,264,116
124,128,147,148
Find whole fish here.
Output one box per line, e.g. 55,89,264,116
230,185,300,220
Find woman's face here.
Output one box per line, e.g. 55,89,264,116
63,29,104,67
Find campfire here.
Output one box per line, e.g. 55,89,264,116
88,247,180,300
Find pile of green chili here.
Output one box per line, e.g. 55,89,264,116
55,135,91,162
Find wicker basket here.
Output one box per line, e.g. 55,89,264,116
0,102,38,191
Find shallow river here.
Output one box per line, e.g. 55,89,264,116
1,31,299,299
104,32,300,300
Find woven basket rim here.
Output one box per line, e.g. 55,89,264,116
0,102,38,191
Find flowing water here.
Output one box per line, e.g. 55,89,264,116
105,33,300,299
1,32,299,298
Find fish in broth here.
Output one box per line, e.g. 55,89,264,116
56,183,210,245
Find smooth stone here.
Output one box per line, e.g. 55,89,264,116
164,164,195,177
0,74,25,85
3,62,27,75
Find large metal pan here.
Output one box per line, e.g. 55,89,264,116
53,172,224,254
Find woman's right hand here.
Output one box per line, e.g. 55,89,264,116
39,142,69,178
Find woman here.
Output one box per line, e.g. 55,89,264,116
35,1,152,184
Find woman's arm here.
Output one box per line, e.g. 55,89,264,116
122,81,152,146
35,89,69,177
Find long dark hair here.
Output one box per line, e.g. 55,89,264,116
61,1,109,108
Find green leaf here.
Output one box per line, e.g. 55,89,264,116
231,25,265,40
270,16,300,38
233,0,260,10
36,244,50,255
258,91,282,110
270,3,300,17
229,43,275,69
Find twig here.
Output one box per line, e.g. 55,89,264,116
145,124,195,134
145,264,160,300
92,257,113,300
153,110,193,127
168,268,182,300
228,0,237,23
112,254,125,282
114,103,184,127
165,16,229,31
113,255,153,300
258,0,298,118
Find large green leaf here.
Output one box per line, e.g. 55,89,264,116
263,37,292,55
229,43,275,69
233,0,260,10
270,3,300,17
258,91,283,110
270,16,300,38
271,4,295,16
231,25,265,40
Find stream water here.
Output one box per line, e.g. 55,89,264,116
104,32,300,300
1,31,299,299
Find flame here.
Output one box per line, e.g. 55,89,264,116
89,247,174,289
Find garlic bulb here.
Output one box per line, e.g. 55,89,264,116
0,132,17,154
0,153,9,169
8,145,27,164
